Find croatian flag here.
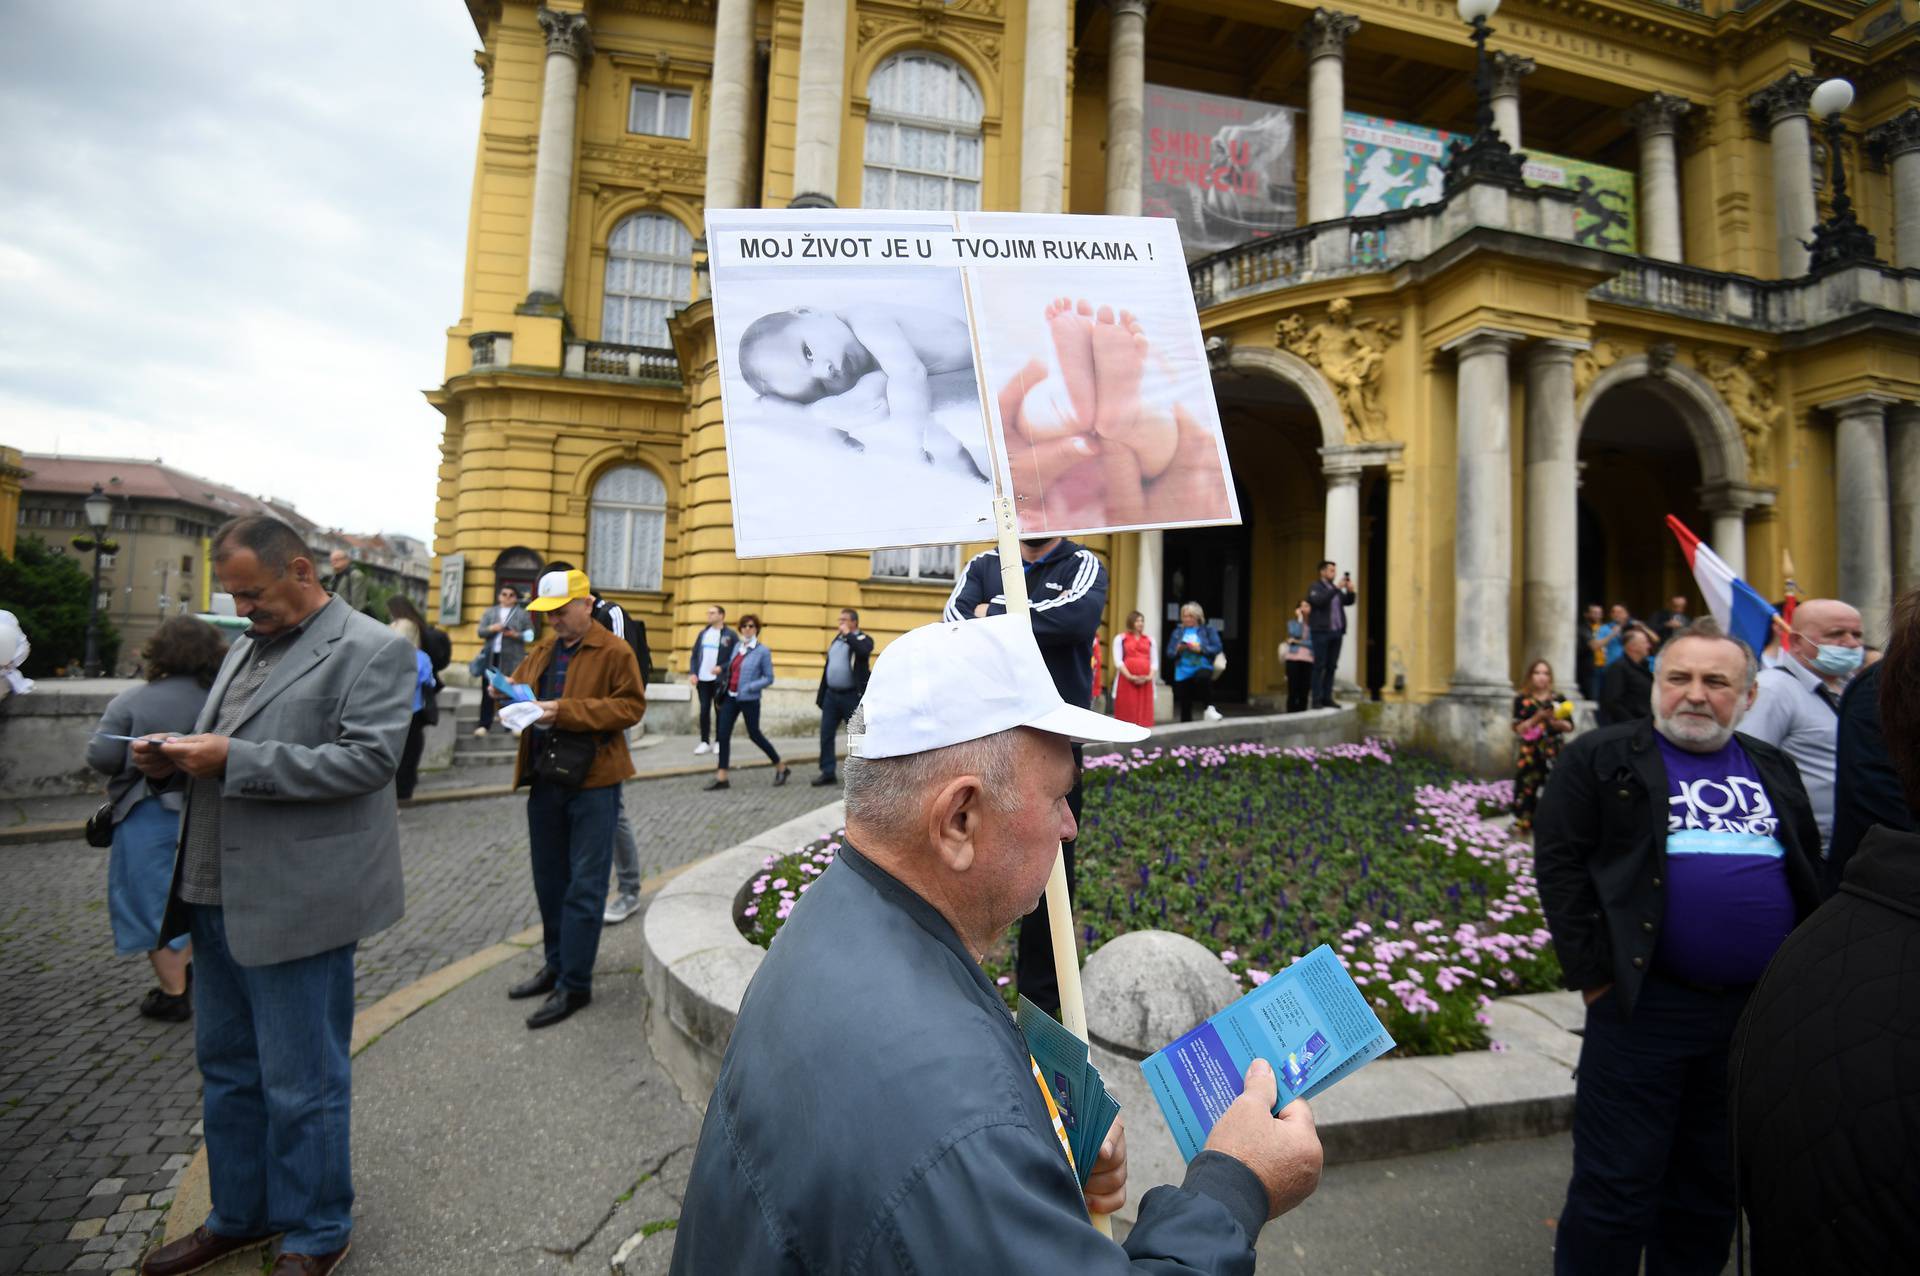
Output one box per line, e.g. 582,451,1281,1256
1666,515,1777,654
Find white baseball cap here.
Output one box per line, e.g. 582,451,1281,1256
849,614,1151,760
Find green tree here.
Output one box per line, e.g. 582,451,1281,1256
0,536,121,676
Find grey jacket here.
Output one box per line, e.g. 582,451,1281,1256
672,842,1272,1275
160,597,414,967
86,676,215,821
477,604,532,672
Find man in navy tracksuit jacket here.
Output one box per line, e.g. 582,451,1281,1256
943,536,1107,1015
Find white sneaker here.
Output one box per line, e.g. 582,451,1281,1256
603,893,641,925
694,740,711,755
1203,705,1223,721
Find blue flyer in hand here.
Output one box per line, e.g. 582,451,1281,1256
484,667,535,703
1140,944,1395,1162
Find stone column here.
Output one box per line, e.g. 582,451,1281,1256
1323,459,1363,694
1630,93,1691,262
1707,505,1748,579
1891,404,1920,599
1020,0,1069,212
1298,9,1360,225
1488,52,1534,151
1523,341,1580,696
705,0,758,211
1827,395,1894,644
1868,109,1920,268
1748,72,1819,278
524,8,592,305
1447,330,1520,692
1105,0,1150,217
791,0,848,206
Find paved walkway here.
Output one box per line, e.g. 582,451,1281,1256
0,771,839,1276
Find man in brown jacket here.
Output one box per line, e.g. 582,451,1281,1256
501,568,646,1029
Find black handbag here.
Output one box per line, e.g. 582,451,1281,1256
84,801,115,848
531,729,605,787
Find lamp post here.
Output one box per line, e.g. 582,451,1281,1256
1443,0,1528,196
75,483,114,676
1805,77,1879,271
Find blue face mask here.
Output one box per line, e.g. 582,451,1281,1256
1806,643,1864,677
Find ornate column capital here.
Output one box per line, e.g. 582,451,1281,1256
1442,327,1523,361
1868,107,1920,163
1488,52,1535,98
1525,338,1586,368
1819,392,1897,422
1296,8,1361,60
1747,71,1817,129
537,6,593,62
1108,0,1152,22
1629,92,1692,139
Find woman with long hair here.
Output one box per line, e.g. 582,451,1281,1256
389,617,437,800
85,616,227,1020
1511,658,1573,833
1111,610,1157,728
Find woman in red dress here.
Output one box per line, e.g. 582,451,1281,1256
1111,609,1157,729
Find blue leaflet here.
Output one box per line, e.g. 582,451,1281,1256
1140,945,1396,1161
484,667,535,703
1017,996,1121,1187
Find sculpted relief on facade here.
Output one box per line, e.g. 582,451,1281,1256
1694,347,1784,481
1275,298,1399,443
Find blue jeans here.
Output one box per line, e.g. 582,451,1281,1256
1556,975,1747,1276
527,781,619,993
818,687,860,778
1309,629,1344,706
609,787,640,897
190,906,356,1254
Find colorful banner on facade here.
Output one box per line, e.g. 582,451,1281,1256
705,209,1239,556
1342,112,1637,253
1142,85,1299,258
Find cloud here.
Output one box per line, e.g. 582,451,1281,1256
0,3,483,540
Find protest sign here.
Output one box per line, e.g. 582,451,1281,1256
1142,945,1395,1161
706,209,1240,556
1142,85,1299,258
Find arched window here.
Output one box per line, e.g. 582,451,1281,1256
603,214,693,347
587,466,667,592
862,53,983,211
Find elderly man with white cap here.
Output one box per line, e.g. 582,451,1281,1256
671,615,1324,1273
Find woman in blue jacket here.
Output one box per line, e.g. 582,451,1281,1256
708,615,789,790
1167,601,1223,723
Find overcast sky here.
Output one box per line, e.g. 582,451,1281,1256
1,4,483,541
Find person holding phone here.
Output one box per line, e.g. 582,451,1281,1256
1305,561,1356,710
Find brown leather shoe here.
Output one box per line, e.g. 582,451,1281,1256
141,1224,277,1276
268,1243,351,1275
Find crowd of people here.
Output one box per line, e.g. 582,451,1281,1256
78,520,1917,1274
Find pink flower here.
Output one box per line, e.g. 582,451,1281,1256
772,878,788,890
1248,970,1270,986
1220,950,1239,964
1489,1040,1509,1053
996,975,1011,987
743,905,758,917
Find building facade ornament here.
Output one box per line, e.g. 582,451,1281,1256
1694,348,1785,481
1646,340,1678,379
1488,51,1535,98
1746,70,1817,129
1204,334,1234,374
1109,0,1152,22
1868,107,1920,163
1573,338,1625,402
1276,298,1400,443
538,6,593,61
474,49,495,96
1628,92,1691,139
1296,8,1361,60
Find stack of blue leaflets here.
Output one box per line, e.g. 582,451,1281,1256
1017,996,1121,1187
1141,944,1396,1161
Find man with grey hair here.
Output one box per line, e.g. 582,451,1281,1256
322,548,369,615
672,615,1326,1272
1536,618,1822,1276
1741,596,1866,855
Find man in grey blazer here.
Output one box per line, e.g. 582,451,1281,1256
474,584,532,736
133,515,413,1276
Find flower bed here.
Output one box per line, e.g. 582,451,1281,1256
737,740,1560,1055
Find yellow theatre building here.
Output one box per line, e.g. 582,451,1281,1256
432,0,1920,765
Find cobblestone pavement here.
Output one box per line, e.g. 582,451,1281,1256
0,772,839,1275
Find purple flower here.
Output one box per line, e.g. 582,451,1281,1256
996,975,1011,987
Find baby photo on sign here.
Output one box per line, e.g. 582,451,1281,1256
712,268,995,556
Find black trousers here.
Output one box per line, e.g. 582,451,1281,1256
1285,660,1313,713
716,698,779,771
818,687,860,778
1173,670,1212,722
696,679,719,743
1556,975,1748,1276
1015,747,1082,1019
396,708,428,800
478,654,500,730
1310,629,1344,706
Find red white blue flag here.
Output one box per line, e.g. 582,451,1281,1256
1666,515,1777,654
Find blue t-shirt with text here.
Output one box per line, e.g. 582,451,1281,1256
1654,736,1797,986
